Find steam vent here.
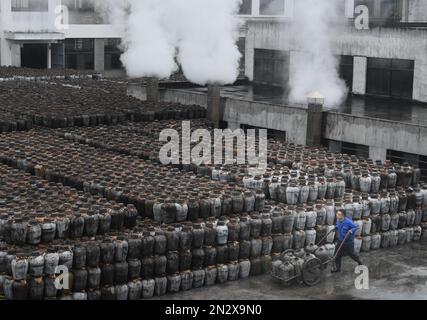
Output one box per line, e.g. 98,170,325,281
1,0,427,307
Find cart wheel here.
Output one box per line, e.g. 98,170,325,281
302,257,322,287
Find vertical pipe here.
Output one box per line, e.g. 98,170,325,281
146,77,159,103
207,84,221,128
47,44,52,69
306,98,324,147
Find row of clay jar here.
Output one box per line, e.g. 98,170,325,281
3,223,427,300
47,119,421,194
0,259,269,300
0,81,206,130
0,164,140,245
2,207,425,284
0,131,268,224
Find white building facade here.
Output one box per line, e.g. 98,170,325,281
0,0,124,71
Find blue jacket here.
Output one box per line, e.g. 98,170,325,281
336,217,358,243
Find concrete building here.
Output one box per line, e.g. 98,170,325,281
0,0,124,72
239,0,427,102
235,0,427,178
130,0,427,179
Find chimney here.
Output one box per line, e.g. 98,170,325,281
207,84,221,128
306,91,324,147
146,77,159,103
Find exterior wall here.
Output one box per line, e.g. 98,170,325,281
64,25,124,39
0,0,125,69
245,20,427,102
223,98,307,145
128,85,427,159
94,38,105,72
324,112,427,159
161,89,209,108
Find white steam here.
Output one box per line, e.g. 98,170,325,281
173,0,242,85
289,0,347,107
121,1,178,79
108,0,242,85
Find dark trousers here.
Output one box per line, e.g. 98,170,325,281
334,241,362,271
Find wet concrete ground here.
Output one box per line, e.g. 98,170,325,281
187,85,427,127
155,241,427,300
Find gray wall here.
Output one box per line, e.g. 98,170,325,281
244,20,427,102
223,98,307,145
128,85,427,160
94,38,105,72
324,112,427,161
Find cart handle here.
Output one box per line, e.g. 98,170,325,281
315,227,336,247
333,231,353,259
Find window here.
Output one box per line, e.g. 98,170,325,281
366,58,414,99
254,49,289,87
339,55,354,91
65,38,94,70
324,140,369,160
75,39,83,50
105,39,123,70
241,124,286,141
260,0,285,16
354,0,401,26
12,0,48,12
387,150,427,181
62,0,105,24
239,0,252,15
62,0,95,12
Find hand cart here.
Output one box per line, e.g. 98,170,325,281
270,230,352,287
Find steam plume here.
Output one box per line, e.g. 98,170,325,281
289,0,347,107
106,0,242,85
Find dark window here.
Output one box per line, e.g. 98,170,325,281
339,55,354,91
354,0,401,26
65,38,94,70
62,0,95,12
105,39,123,70
12,0,48,12
260,0,285,16
21,44,47,69
366,57,414,99
325,140,370,160
254,49,289,87
387,150,427,181
62,0,105,24
241,124,286,141
219,121,228,130
239,0,252,15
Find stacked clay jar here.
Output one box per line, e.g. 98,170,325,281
0,111,33,133
52,119,213,161
1,190,426,300
47,119,422,192
0,66,94,80
0,81,206,130
0,164,137,246
0,131,263,225
0,200,334,301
